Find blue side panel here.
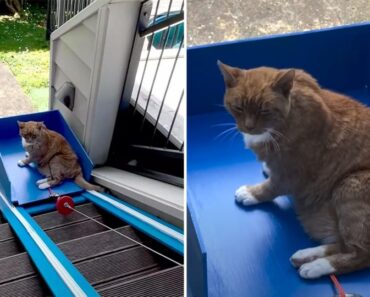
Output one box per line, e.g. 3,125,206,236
187,24,370,297
83,191,184,255
188,22,370,116
0,193,98,297
0,153,11,198
187,198,208,297
0,110,93,205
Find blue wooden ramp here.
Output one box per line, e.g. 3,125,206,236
0,110,92,206
0,110,184,296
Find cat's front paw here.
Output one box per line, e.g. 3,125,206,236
290,246,327,268
235,185,259,206
36,178,49,186
38,182,51,190
298,258,335,279
17,160,26,167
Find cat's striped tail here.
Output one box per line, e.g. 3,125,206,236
74,174,103,192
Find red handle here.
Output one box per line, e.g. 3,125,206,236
56,196,74,216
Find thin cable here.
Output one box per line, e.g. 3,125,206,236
66,204,184,267
48,187,59,198
330,274,346,297
48,187,56,197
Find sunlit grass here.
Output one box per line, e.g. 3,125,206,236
0,5,49,111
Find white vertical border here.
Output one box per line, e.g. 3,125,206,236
183,0,188,294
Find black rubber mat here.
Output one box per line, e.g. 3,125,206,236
0,238,24,260
94,267,161,290
0,203,101,245
0,275,51,297
45,217,109,243
59,226,140,262
0,202,183,296
0,226,141,285
34,203,102,230
0,223,15,242
98,266,184,297
0,214,108,260
0,253,34,284
0,244,166,296
76,246,159,285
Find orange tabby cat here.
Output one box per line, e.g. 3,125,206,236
18,121,101,192
218,61,370,279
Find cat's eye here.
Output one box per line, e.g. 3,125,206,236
232,105,243,113
259,104,272,116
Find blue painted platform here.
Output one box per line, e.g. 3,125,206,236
0,111,93,206
187,23,370,297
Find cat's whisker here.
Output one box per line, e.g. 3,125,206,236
271,129,285,139
274,135,281,152
224,128,240,142
222,130,233,142
263,138,268,155
269,129,289,143
269,134,280,153
214,126,238,141
230,130,241,142
270,137,276,153
269,132,280,147
269,128,282,137
212,103,226,108
274,137,281,152
211,123,237,128
269,136,276,152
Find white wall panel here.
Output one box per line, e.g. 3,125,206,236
50,0,142,164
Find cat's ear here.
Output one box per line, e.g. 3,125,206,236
217,60,242,88
37,122,46,130
17,121,25,129
272,69,295,98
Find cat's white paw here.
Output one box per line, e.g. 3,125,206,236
17,160,26,167
38,182,51,190
299,258,335,279
235,186,259,206
36,178,49,186
290,246,328,268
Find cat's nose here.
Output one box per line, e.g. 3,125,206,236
244,119,255,131
245,124,254,130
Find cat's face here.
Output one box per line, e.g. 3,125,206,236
18,121,46,143
218,62,295,135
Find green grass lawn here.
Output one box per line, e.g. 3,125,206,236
0,5,49,111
